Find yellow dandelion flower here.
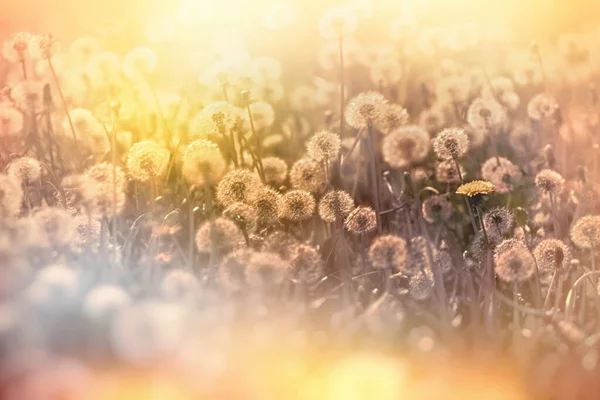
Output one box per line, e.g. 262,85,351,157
455,180,495,197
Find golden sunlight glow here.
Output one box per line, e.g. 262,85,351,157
2,0,600,399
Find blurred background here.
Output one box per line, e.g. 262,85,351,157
4,0,600,91
2,0,598,99
3,0,600,37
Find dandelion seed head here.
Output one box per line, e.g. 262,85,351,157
318,39,361,70
432,127,469,160
65,108,110,156
535,169,564,195
409,268,434,301
382,125,430,169
161,270,200,300
216,169,261,207
469,231,494,262
288,244,324,286
6,157,41,185
511,56,543,86
83,285,131,319
71,215,101,251
319,7,358,39
0,175,23,219
437,241,454,274
28,264,79,305
410,167,430,183
318,190,355,223
494,238,528,257
223,202,257,232
86,51,121,86
422,195,453,224
374,103,409,134
110,301,186,364
57,174,83,212
554,320,586,344
509,122,537,156
408,236,438,271
483,207,514,240
290,158,326,193
189,101,241,137
84,162,127,191
9,81,44,112
482,156,522,193
219,249,254,290
289,85,318,111
262,231,300,260
466,97,504,132
419,106,447,135
344,91,387,129
463,124,487,149
498,90,521,111
344,206,377,235
261,157,288,188
33,207,77,247
2,32,33,62
369,57,402,87
264,3,295,31
571,215,600,249
0,106,24,137
436,75,470,104
126,141,170,182
368,234,408,272
252,187,282,227
307,130,341,162
435,160,464,184
494,246,536,283
122,46,157,80
250,57,282,82
279,190,316,221
246,251,287,287
528,93,558,121
534,239,572,272
31,33,57,60
248,101,275,131
182,139,227,186
482,77,520,110
195,217,244,255
483,76,515,95
69,35,102,64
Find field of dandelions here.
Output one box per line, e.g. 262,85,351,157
4,2,600,399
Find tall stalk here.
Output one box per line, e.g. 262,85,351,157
244,100,266,183
111,107,119,254
47,58,77,143
453,159,478,233
338,35,345,138
367,124,382,233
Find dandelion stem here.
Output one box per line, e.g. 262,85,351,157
20,59,27,80
367,124,382,233
549,193,560,238
454,159,478,233
111,111,118,251
47,58,77,144
477,205,497,337
245,103,267,182
340,128,364,168
338,35,345,139
148,82,174,150
591,242,596,273
543,270,558,309
565,270,600,319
